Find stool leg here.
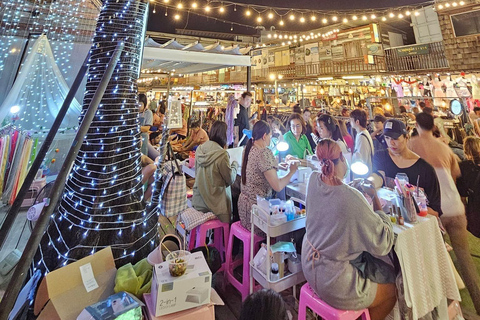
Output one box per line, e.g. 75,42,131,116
242,238,251,301
297,292,307,320
188,228,196,251
222,225,229,263
361,310,371,320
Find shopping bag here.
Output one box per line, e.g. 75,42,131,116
159,144,188,217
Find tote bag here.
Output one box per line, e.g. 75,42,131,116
159,144,188,217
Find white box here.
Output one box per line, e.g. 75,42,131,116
151,251,212,317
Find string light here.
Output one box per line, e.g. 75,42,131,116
177,3,183,9
398,13,404,18
343,17,348,23
191,2,197,8
279,19,284,26
382,16,387,21
322,17,328,24
34,0,159,273
268,12,274,19
370,14,376,19
257,15,262,23
300,16,305,23
219,5,225,12
352,15,358,20
332,16,338,21
245,8,251,16
389,12,395,18
362,15,367,20
311,15,316,21
174,13,180,20
289,13,295,20
405,10,411,16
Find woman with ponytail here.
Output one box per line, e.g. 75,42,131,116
301,139,396,320
238,121,298,235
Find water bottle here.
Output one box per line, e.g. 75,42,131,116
271,263,280,282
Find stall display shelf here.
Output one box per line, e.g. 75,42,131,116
249,205,306,296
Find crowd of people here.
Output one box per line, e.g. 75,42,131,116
137,91,480,318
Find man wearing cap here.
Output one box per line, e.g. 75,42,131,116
370,118,442,217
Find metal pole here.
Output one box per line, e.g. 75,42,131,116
0,42,124,320
0,54,89,249
246,66,252,92
166,74,171,99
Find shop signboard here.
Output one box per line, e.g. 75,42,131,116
318,45,332,61
396,44,430,57
295,46,305,65
305,43,319,63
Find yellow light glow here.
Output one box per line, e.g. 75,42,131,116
405,10,411,15
389,12,395,18
174,14,180,20
322,18,328,24
352,15,358,20
267,34,272,38
371,14,376,19
191,2,197,8
385,103,392,110
438,4,444,9
177,3,183,9
279,20,284,26
270,74,276,80
460,1,465,5
300,16,305,23
382,16,387,21
257,16,262,22
205,5,210,12
414,11,420,16
311,15,316,21
343,18,348,23
362,15,367,20
452,2,458,6
219,6,225,12
268,12,274,19
398,13,404,18
289,14,295,20
332,16,338,21
246,9,251,16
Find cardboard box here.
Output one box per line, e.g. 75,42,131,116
34,247,117,320
151,251,212,316
143,293,214,320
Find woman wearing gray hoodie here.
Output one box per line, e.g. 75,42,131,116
192,121,239,223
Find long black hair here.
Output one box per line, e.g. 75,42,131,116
317,114,345,143
209,120,228,148
241,120,271,185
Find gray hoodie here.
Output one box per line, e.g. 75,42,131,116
192,141,238,223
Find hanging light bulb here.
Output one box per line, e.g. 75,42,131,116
268,12,274,19
191,2,197,8
332,16,338,21
257,16,263,23
362,15,367,20
300,16,305,23
219,6,225,13
405,10,411,15
164,0,169,3
322,17,328,24
231,24,234,31
382,16,387,21
311,15,317,21
452,2,458,6
177,3,183,9
205,5,210,12
352,15,358,20
414,11,420,16
174,13,180,20
398,13,404,18
165,8,168,16
370,14,376,19
234,4,237,11
246,8,251,16
279,19,284,26
289,13,295,20
460,1,465,5
343,17,348,23
152,5,156,13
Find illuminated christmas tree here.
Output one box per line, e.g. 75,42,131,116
34,0,156,272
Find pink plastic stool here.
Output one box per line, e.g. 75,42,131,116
225,221,263,301
188,220,230,265
298,283,371,320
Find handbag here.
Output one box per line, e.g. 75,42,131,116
350,251,396,284
159,143,188,217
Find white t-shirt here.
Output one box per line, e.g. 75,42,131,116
353,129,374,174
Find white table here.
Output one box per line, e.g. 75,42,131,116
393,215,461,319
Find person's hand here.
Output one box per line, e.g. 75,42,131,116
288,160,299,174
273,127,282,135
232,160,239,168
285,155,297,162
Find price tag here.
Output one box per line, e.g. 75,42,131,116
79,263,99,293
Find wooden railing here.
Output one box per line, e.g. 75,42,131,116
384,41,449,72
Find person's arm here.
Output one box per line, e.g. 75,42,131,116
352,189,394,256
424,164,442,217
450,153,461,181
305,135,313,154
370,150,386,189
218,154,239,187
263,164,298,192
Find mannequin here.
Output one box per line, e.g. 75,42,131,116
431,76,445,107
471,74,480,100
444,75,458,98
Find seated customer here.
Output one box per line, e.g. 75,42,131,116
182,121,209,151
169,118,188,140
371,119,442,216
238,121,298,235
192,121,239,223
239,289,288,320
283,113,313,159
302,139,395,320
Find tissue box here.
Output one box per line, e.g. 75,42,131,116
151,252,212,316
143,293,215,320
77,292,143,320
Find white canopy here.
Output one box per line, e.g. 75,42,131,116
142,38,251,74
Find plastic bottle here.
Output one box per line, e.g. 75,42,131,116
271,262,280,282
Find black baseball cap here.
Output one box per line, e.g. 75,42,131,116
383,119,407,139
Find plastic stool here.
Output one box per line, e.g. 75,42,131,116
298,283,371,320
225,221,263,301
189,220,230,265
